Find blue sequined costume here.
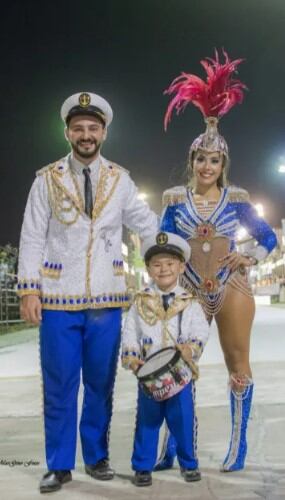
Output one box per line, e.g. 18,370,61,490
155,184,277,472
161,185,277,316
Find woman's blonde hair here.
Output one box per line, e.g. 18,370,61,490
187,150,230,189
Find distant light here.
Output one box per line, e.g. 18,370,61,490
278,164,285,173
255,203,264,217
237,227,248,241
138,192,148,201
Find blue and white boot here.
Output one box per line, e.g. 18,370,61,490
154,427,177,471
222,381,254,472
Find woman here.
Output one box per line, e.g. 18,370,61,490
156,51,277,472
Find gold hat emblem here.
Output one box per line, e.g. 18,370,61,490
156,232,168,246
79,93,91,108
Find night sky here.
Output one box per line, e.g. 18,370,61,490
1,0,285,246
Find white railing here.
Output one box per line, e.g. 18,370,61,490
0,274,23,329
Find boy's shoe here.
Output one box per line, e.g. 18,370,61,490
133,471,152,487
85,459,114,480
181,468,201,482
39,470,72,493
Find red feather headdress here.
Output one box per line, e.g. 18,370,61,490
164,49,247,131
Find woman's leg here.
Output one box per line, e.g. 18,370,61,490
215,285,255,471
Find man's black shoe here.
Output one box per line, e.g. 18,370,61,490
85,459,115,481
133,471,152,487
39,470,72,493
181,468,201,482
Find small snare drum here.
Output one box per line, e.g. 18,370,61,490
136,347,192,402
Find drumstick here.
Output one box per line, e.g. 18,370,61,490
163,323,199,380
163,323,188,355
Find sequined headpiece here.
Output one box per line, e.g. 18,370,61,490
164,50,247,159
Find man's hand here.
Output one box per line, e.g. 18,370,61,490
129,358,144,374
20,295,42,325
177,344,193,365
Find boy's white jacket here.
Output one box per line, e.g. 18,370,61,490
17,154,158,310
122,284,209,368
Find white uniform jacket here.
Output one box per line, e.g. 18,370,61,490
17,154,158,310
122,284,209,370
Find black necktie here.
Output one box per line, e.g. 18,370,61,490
83,168,93,218
162,292,175,311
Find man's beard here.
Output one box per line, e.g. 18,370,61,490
71,140,101,159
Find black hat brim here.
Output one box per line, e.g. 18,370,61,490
66,105,106,126
144,245,185,264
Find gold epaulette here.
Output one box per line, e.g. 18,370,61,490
36,162,58,177
162,186,187,207
134,288,152,300
228,185,250,203
109,161,130,175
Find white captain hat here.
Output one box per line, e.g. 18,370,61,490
142,231,191,264
60,92,113,126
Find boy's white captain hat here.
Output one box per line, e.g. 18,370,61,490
142,231,191,263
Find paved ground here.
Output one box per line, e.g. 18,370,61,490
0,305,284,499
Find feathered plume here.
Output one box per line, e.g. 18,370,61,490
164,49,247,130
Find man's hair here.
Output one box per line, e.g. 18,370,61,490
66,111,106,128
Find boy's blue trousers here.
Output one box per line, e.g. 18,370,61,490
132,381,198,472
40,308,122,470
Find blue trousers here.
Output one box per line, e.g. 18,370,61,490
132,381,198,471
40,308,122,470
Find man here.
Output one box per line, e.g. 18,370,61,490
18,92,158,493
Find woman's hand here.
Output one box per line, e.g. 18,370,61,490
219,252,254,273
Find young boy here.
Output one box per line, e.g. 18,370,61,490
122,231,209,487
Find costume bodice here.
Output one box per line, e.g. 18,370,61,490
161,185,277,314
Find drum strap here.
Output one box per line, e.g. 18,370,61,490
163,311,199,380
164,310,183,345
177,310,183,343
